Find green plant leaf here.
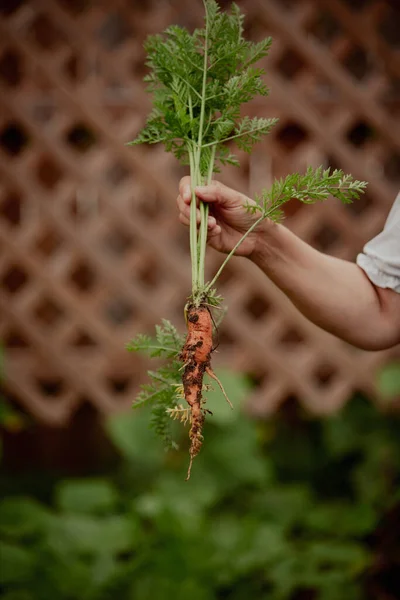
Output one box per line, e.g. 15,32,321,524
253,484,312,530
0,593,35,600
0,542,35,585
377,361,400,400
199,414,272,486
50,514,136,556
105,406,165,467
304,502,377,537
55,479,118,515
0,498,50,539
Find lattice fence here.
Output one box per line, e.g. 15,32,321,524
0,0,399,425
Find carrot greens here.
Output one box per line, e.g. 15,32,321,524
129,0,277,303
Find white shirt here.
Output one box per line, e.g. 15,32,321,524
357,193,400,293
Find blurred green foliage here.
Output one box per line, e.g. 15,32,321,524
377,362,400,402
0,344,27,454
0,369,399,600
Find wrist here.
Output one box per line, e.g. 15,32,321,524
249,219,281,264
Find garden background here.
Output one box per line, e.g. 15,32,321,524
0,0,399,598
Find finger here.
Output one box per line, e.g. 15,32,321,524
176,194,188,213
180,213,208,229
177,192,201,219
180,213,217,231
207,224,222,238
178,184,200,208
179,204,201,222
208,215,217,229
179,176,192,204
195,181,248,208
179,213,190,227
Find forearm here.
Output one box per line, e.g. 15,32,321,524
251,222,400,350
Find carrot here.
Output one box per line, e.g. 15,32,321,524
180,302,232,479
128,0,368,479
180,303,211,479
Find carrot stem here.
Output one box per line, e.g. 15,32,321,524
189,149,199,291
197,146,216,290
205,213,265,292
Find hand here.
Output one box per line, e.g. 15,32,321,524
177,177,270,257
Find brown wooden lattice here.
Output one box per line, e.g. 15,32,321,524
0,0,399,425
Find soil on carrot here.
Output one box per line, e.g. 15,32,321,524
180,302,232,479
180,303,212,479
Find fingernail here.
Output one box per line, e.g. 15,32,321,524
184,185,191,199
208,216,216,226
195,186,207,193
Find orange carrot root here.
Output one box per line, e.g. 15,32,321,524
180,303,213,480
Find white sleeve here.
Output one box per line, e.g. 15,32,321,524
356,193,400,293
